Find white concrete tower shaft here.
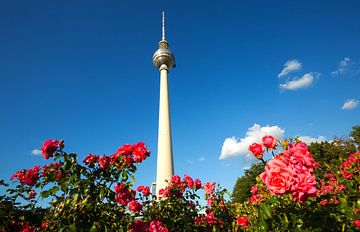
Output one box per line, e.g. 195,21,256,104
152,12,176,197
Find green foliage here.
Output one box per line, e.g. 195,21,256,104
350,125,360,149
232,163,264,203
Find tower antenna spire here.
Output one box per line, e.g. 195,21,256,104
162,11,166,41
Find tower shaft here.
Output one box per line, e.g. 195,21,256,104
152,12,176,198
156,64,174,196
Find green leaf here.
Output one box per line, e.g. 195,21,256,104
122,171,128,181
261,204,272,219
89,224,98,232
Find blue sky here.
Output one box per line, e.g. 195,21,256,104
1,0,359,194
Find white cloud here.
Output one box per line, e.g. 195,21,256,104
342,99,359,110
197,156,205,162
278,59,302,78
297,136,326,145
31,149,42,155
331,57,352,76
280,73,314,90
220,124,285,159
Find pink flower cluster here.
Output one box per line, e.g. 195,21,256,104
318,173,345,205
41,139,59,159
248,135,277,159
259,141,319,202
114,183,136,206
129,220,168,232
10,165,40,186
249,185,265,204
83,142,150,169
158,175,201,198
340,152,360,180
195,211,223,228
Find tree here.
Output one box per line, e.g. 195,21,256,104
232,163,264,203
350,125,360,149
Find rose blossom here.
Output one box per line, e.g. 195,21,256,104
204,212,217,225
128,200,143,212
10,166,40,186
203,182,216,195
132,142,150,163
137,185,150,196
83,154,99,165
98,155,110,169
194,178,202,190
148,221,168,232
184,174,194,188
260,159,295,195
237,216,250,228
129,220,147,232
262,135,277,149
248,143,264,159
354,219,360,229
41,139,59,159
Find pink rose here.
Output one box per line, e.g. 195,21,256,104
292,172,318,202
262,135,277,149
294,142,308,152
260,159,295,195
203,182,216,195
41,139,59,159
248,143,264,159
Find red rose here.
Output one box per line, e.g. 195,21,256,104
137,185,150,196
248,143,264,159
10,165,40,186
237,216,250,228
171,175,181,185
194,179,202,190
41,139,59,159
128,200,143,212
148,221,168,232
98,155,110,169
184,174,194,188
204,212,217,225
194,217,203,225
354,219,360,229
83,154,99,165
132,142,150,163
129,220,147,232
262,135,277,149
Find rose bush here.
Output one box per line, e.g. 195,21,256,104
0,130,359,231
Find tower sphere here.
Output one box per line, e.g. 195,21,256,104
152,41,176,70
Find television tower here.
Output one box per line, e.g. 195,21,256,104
152,12,176,196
